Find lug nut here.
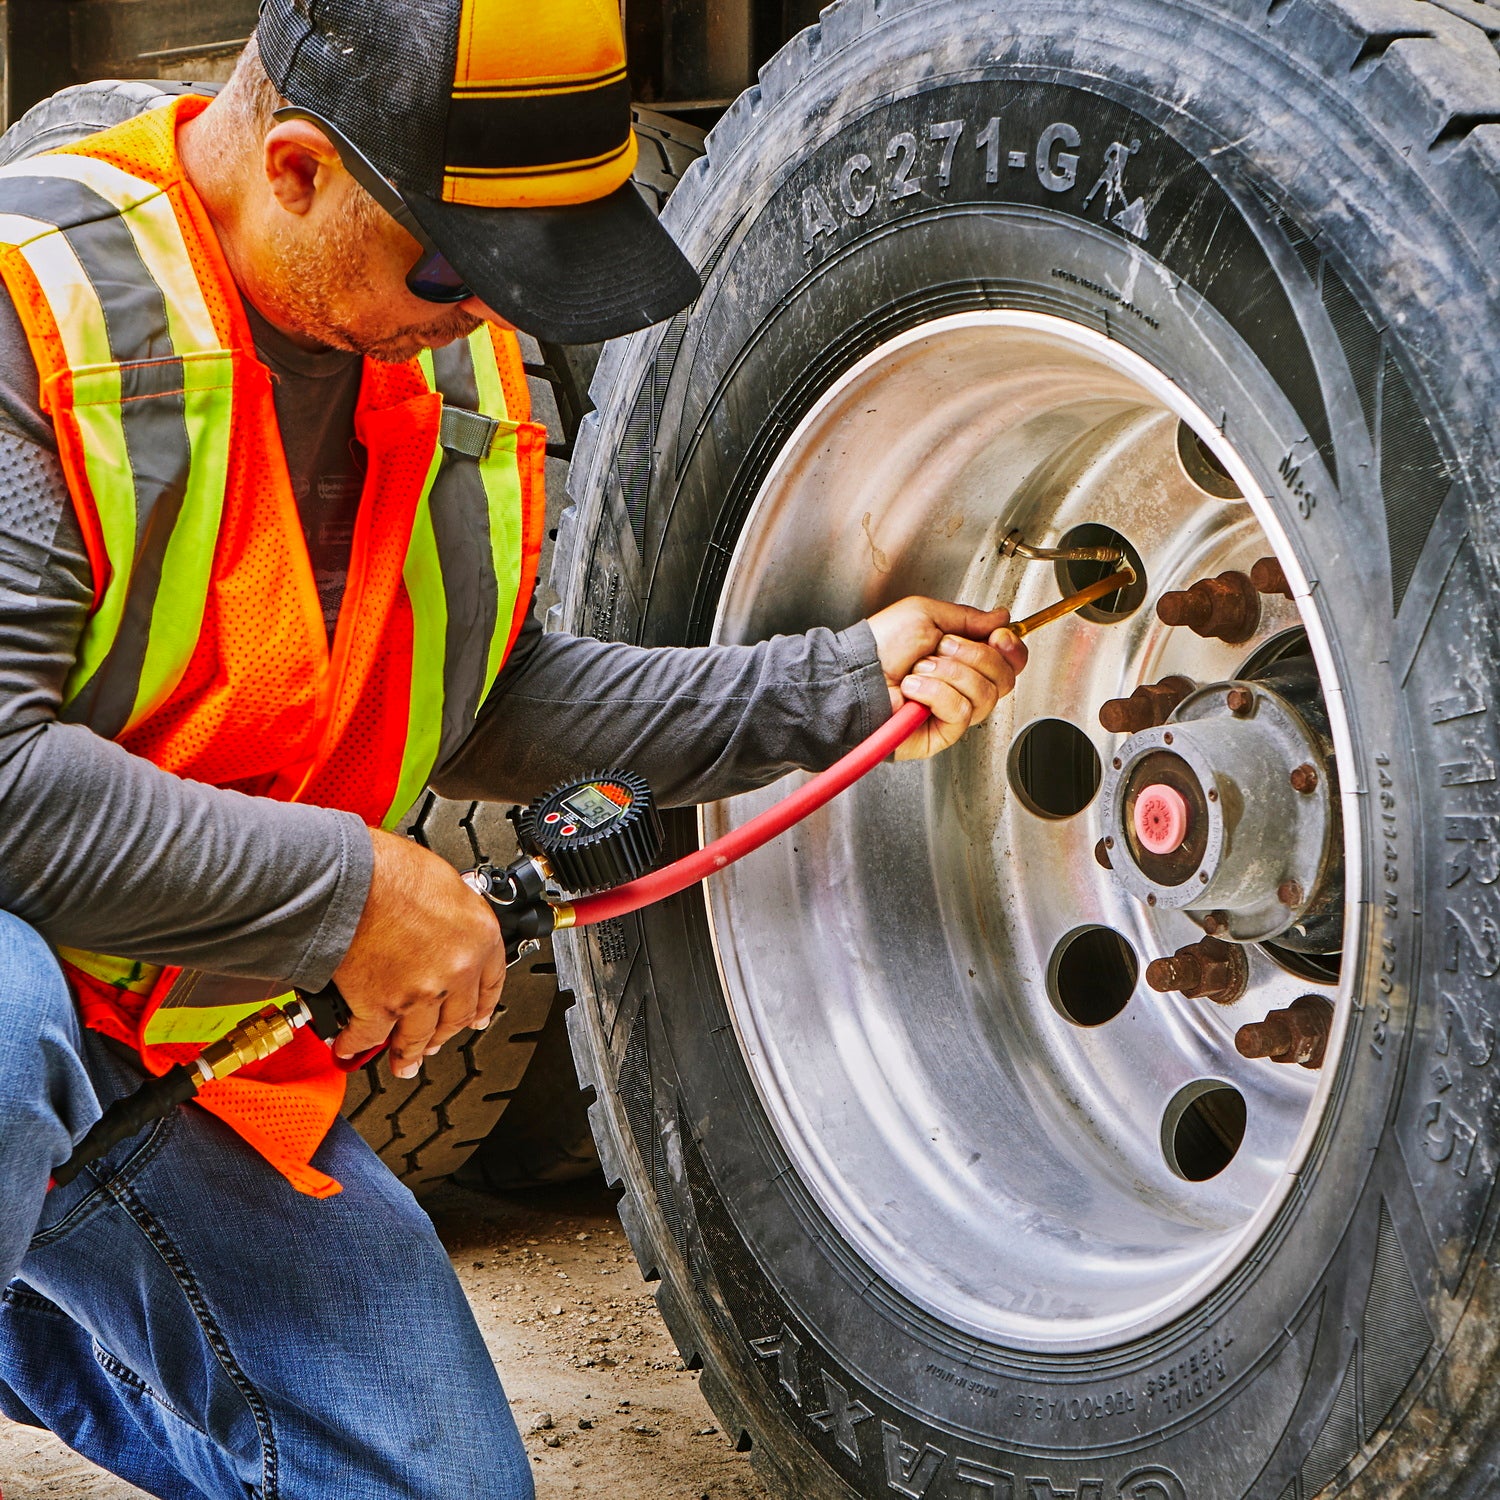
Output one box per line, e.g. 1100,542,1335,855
1097,675,1195,734
1201,911,1228,936
1277,879,1304,908
1250,556,1294,599
1145,936,1250,1005
1236,995,1334,1069
1289,762,1318,794
1156,570,1261,644
1225,686,1254,716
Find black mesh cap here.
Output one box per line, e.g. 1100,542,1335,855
255,0,700,341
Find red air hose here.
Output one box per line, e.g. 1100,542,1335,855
563,700,930,928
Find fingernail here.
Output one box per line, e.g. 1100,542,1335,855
903,676,923,691
937,636,960,655
424,1045,441,1056
913,659,937,675
473,1017,490,1031
394,1064,416,1079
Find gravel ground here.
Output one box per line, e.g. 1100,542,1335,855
0,1180,772,1500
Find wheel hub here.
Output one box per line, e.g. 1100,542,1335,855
1101,676,1339,944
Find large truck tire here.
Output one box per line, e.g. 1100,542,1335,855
551,2,1500,1496
0,82,701,1197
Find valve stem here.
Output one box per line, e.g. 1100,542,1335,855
999,529,1124,564
1236,995,1334,1069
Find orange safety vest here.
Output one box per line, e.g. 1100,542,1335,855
0,95,546,1195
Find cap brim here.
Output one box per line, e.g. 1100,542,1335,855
405,181,701,344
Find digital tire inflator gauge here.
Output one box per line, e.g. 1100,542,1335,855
53,563,1131,1190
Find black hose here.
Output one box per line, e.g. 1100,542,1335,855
50,984,352,1190
52,1063,199,1188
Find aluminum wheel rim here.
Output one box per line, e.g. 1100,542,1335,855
703,311,1360,1352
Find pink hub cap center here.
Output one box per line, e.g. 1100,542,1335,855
1134,783,1190,854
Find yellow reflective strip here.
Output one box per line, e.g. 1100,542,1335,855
0,220,135,699
467,328,509,419
466,329,525,693
28,154,219,353
383,445,449,828
61,367,139,703
129,351,235,726
56,945,161,996
19,159,232,718
418,347,437,389
144,996,290,1047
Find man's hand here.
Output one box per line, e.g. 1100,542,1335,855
867,597,1029,760
331,829,506,1077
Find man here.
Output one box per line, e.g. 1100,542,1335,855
0,0,1026,1494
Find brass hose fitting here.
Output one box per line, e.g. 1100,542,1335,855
193,1006,301,1083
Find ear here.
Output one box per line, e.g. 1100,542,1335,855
263,119,343,216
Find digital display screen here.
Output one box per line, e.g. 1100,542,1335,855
560,783,625,830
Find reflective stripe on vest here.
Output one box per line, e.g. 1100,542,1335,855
0,152,232,732
0,105,542,1048
385,332,529,825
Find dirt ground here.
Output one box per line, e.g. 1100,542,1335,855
0,1180,773,1500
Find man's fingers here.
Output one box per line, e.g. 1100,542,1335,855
935,633,1018,690
471,950,508,1032
424,983,483,1054
918,598,1014,641
991,627,1028,675
900,670,974,734
333,1007,398,1061
912,656,1003,721
387,1002,444,1079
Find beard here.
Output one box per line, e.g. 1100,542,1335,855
263,191,483,362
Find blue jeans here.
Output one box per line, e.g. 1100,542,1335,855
0,909,533,1499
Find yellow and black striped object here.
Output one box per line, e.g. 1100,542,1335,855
444,0,638,208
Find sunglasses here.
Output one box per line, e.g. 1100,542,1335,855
272,106,473,304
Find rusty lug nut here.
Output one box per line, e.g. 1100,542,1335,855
1145,936,1250,1006
1235,995,1334,1070
1289,762,1318,794
1094,838,1112,870
1250,555,1295,599
1201,911,1228,936
1097,675,1196,735
1277,879,1305,908
1155,570,1262,644
1225,686,1254,716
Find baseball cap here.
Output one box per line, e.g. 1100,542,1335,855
257,0,702,342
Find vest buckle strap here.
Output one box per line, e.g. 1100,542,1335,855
439,404,499,459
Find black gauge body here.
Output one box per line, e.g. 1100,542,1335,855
518,771,663,894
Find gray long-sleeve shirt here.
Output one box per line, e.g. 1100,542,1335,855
0,292,889,989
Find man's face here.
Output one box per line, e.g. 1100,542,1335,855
257,120,503,362
264,183,487,362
